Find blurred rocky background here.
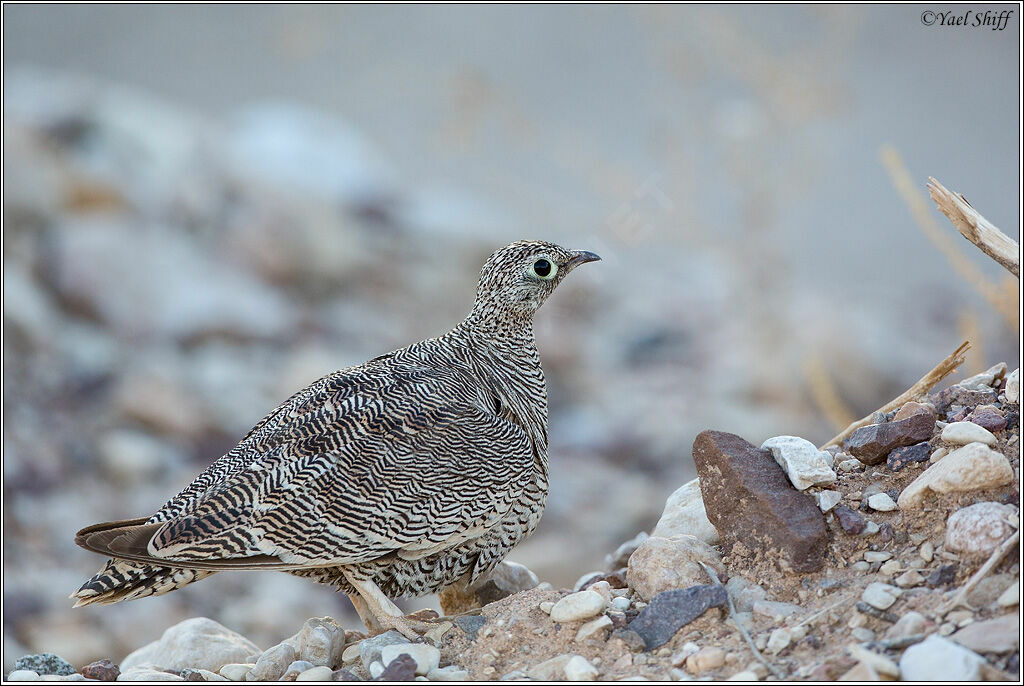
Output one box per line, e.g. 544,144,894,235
3,3,1019,671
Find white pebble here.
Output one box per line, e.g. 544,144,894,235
380,644,441,676
368,662,384,679
563,655,598,681
1004,368,1019,404
941,422,997,446
919,541,934,562
7,671,40,682
760,436,837,490
727,671,759,681
575,615,613,642
341,644,360,663
838,458,862,473
862,521,880,536
611,596,631,611
766,628,792,655
425,665,470,681
868,493,897,511
996,580,1019,607
217,664,254,682
296,666,332,681
879,560,902,576
850,627,875,642
816,490,842,513
849,644,900,677
900,635,986,680
550,590,606,623
539,601,554,614
862,583,899,610
945,502,1019,556
863,551,892,563
930,447,948,463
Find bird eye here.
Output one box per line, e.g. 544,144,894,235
530,258,557,280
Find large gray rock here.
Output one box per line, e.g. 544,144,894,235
627,535,724,602
651,479,718,544
899,635,986,681
120,618,260,673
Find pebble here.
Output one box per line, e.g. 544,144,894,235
944,502,1018,556
282,660,315,680
526,655,572,681
81,660,120,681
760,435,837,490
867,493,897,511
897,443,1013,508
357,630,408,671
611,596,631,611
246,642,295,681
900,635,987,680
626,534,724,601
375,655,417,682
330,668,358,681
862,521,880,536
879,559,901,576
117,669,185,681
765,628,791,655
218,664,254,681
838,458,863,472
651,478,719,544
930,447,948,463
887,442,931,471
694,431,827,573
425,665,470,681
834,506,866,534
751,600,800,621
575,615,613,642
550,590,606,623
285,617,345,667
861,583,899,610
121,618,261,674
725,576,768,613
851,560,870,572
850,627,875,642
7,671,40,682
563,655,598,681
181,669,228,681
863,551,892,563
816,490,842,512
997,580,1019,607
886,611,929,640
14,655,76,677
919,541,934,562
941,421,997,446
627,584,728,650
1005,368,1019,404
967,406,1007,432
686,647,725,674
927,564,958,588
950,614,1019,654
895,570,924,588
380,644,440,675
844,412,935,465
848,644,899,677
965,573,1014,607
295,666,332,681
726,670,759,681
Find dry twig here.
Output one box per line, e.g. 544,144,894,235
821,341,970,449
927,177,1020,278
943,529,1020,613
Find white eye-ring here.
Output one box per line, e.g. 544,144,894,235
529,257,558,280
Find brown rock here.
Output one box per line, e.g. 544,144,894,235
833,505,866,534
887,443,931,471
693,430,827,573
844,413,935,465
950,614,1019,654
894,401,935,421
376,654,416,681
82,660,120,681
930,386,998,415
967,407,1007,433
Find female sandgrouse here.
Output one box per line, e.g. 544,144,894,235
73,240,600,638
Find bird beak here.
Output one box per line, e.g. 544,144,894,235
565,250,602,270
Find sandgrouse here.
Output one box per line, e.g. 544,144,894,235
73,240,600,638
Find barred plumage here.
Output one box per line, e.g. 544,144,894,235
73,240,600,637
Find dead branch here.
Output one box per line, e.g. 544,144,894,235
928,177,1019,278
821,341,970,449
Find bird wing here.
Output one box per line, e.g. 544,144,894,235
96,356,538,570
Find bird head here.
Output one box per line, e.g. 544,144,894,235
470,240,601,322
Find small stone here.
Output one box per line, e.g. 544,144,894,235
850,628,876,643
626,534,724,601
627,584,728,650
751,600,801,621
897,443,1013,508
380,644,440,676
760,435,837,490
816,490,842,512
686,647,725,674
453,615,486,641
887,443,931,471
526,655,573,681
879,559,901,576
931,384,999,415
920,541,934,562
766,628,792,655
945,502,1018,557
693,430,827,573
15,655,76,677
941,422,997,446
217,664,254,681
895,570,924,588
844,413,935,465
886,611,929,640
284,617,345,668
539,601,554,614
611,596,631,611
862,521,880,536
1005,368,1019,404
81,660,120,681
863,551,892,563
122,618,261,674
330,668,359,681
358,631,409,671
563,656,598,681
927,564,958,587
967,407,1007,433
950,614,1019,654
376,655,417,682
894,401,934,421
550,590,606,623
424,665,470,681
838,458,862,472
181,668,228,681
247,642,295,681
368,662,384,679
851,561,870,572
834,506,866,534
900,635,986,680
575,615,613,642
848,644,899,677
117,669,185,682
997,580,1019,607
930,447,948,463
861,583,899,610
7,671,40,682
282,661,315,680
296,666,333,681
837,661,881,681
651,478,719,544
726,670,759,681
965,573,1015,607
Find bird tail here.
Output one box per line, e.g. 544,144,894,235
71,517,217,607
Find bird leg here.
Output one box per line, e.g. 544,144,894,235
343,572,433,640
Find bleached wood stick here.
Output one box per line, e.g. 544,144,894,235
928,177,1019,278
